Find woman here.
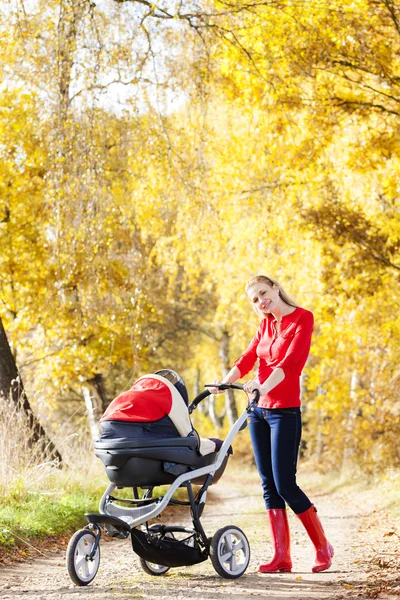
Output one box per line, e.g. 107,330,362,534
210,274,333,574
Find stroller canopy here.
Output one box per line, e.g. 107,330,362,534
100,372,215,456
101,372,192,438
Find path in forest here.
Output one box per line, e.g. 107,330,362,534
0,464,396,600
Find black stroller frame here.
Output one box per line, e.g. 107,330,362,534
66,383,260,585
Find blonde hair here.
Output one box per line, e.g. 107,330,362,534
245,274,299,316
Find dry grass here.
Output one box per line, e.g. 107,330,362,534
0,397,103,495
0,398,105,549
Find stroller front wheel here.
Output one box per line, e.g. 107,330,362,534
210,525,250,579
66,528,100,586
139,557,170,576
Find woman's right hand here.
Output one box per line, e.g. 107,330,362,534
208,380,225,395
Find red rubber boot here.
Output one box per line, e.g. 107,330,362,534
297,505,334,573
258,508,292,573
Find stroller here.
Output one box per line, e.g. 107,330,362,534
66,373,260,586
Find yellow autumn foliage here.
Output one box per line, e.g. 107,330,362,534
0,0,399,473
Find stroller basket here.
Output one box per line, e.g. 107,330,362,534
131,527,208,568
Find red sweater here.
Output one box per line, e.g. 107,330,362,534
234,307,314,409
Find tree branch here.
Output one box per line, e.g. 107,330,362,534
329,97,400,117
383,0,400,39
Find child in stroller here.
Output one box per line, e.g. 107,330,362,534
66,372,260,585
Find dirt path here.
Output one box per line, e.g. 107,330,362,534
0,464,398,600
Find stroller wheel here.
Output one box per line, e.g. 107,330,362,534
139,557,170,576
210,525,250,579
66,528,100,586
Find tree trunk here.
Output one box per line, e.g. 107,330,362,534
341,370,358,470
82,386,100,442
57,0,86,123
316,406,323,460
89,372,109,415
0,318,62,463
219,330,238,425
193,366,208,415
208,394,225,429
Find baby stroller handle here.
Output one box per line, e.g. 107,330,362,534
189,383,249,414
188,390,210,414
204,383,244,391
204,383,260,410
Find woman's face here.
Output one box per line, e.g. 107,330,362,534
246,282,280,316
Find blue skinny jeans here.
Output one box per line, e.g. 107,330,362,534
248,406,312,515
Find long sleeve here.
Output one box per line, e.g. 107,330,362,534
275,310,314,375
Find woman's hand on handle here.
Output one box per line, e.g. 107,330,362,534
243,379,262,398
208,380,225,395
208,367,242,394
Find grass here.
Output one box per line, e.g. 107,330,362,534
0,488,100,547
0,470,189,551
0,451,107,549
295,458,400,525
0,396,109,551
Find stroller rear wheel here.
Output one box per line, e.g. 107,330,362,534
210,525,250,579
139,557,170,576
66,528,100,586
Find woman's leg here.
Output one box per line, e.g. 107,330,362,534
268,409,334,572
248,407,285,509
248,407,291,573
268,409,312,515
296,506,334,572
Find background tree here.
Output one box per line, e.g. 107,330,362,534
1,0,400,474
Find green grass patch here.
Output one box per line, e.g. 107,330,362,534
0,487,100,548
0,471,189,550
0,461,109,550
